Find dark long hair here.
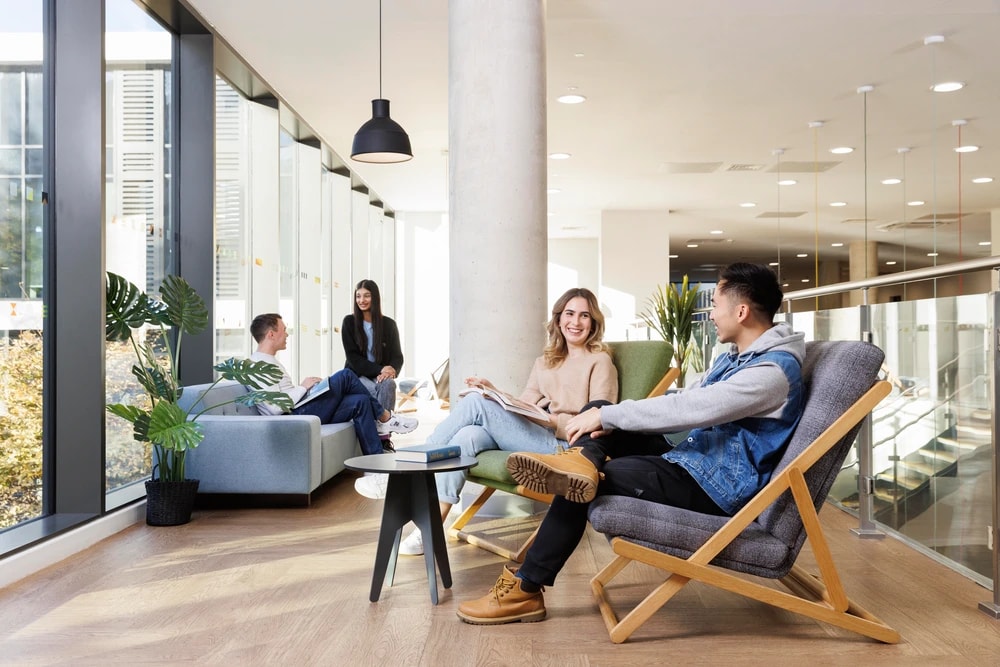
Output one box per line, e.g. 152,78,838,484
352,279,386,364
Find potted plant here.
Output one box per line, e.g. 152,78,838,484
104,272,292,525
641,275,702,387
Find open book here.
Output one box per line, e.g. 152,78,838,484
458,386,549,421
293,376,331,409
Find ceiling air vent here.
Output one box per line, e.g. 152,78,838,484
756,211,807,218
725,163,765,172
686,238,734,244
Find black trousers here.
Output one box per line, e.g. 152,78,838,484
516,400,727,588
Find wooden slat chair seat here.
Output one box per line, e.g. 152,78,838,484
448,339,678,562
587,340,900,644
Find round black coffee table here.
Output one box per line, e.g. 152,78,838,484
345,453,478,604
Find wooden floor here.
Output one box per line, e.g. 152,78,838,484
2,402,1000,665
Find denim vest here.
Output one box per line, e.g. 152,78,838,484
664,349,804,515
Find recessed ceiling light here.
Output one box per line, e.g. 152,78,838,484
547,188,561,194
710,230,724,235
777,179,797,186
740,202,757,208
796,253,808,258
907,200,925,206
829,201,847,207
769,262,779,266
668,254,678,258
574,53,585,58
931,82,964,93
979,241,992,246
831,242,844,247
972,177,994,184
557,94,587,104
829,147,854,154
927,252,939,257
782,283,789,287
548,152,572,160
686,243,699,248
886,261,897,265
955,145,979,153
801,278,810,283
881,178,902,185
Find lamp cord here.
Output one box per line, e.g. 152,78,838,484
378,0,383,98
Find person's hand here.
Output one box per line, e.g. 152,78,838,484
565,407,608,445
302,376,322,390
377,366,396,382
464,376,496,391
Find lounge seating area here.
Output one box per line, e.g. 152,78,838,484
177,381,362,504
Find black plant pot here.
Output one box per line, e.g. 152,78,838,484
144,479,200,526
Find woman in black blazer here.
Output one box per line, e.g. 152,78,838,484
341,279,405,413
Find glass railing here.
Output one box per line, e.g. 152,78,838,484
783,256,999,617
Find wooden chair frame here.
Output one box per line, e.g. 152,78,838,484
591,379,898,644
448,365,681,562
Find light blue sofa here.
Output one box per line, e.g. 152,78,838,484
176,381,362,504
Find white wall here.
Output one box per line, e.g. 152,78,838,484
599,210,671,341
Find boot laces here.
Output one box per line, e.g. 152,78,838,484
491,573,516,601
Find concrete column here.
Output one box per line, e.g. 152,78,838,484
449,0,547,400
848,240,879,306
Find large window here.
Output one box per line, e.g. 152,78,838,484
214,76,250,364
104,0,174,498
0,0,44,531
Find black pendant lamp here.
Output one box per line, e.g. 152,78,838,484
351,0,413,163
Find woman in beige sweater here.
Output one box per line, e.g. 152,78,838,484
355,287,619,555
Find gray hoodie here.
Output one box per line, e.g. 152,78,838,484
601,322,805,434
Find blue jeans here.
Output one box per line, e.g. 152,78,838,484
428,392,564,505
293,368,385,455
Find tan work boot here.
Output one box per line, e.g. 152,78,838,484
456,565,546,625
506,447,599,503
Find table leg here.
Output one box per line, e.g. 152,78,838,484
369,474,411,602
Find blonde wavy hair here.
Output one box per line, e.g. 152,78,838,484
542,287,609,367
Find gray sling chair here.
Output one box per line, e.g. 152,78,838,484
587,340,900,644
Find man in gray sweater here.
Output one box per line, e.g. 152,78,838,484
457,262,806,625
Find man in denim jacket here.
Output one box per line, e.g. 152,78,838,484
458,262,805,625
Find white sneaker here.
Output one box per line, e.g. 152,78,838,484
399,529,423,556
377,412,418,435
354,473,389,500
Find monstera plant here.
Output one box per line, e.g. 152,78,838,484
104,272,291,493
641,275,702,387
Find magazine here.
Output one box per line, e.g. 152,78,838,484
293,377,331,409
458,386,550,421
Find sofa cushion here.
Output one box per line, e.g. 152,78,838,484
177,381,259,416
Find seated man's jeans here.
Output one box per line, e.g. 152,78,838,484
294,368,386,455
516,399,725,588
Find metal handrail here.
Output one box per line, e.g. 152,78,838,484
783,255,1000,302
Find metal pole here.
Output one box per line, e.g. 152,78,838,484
852,287,884,539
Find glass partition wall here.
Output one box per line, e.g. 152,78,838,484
788,283,995,589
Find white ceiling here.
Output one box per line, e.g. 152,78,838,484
184,0,1000,284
